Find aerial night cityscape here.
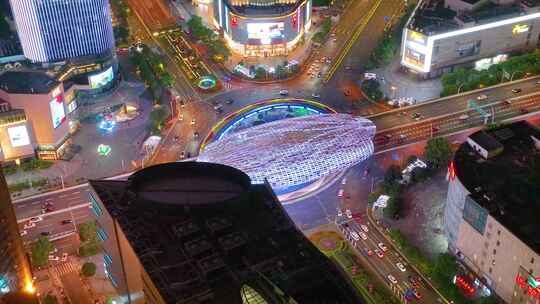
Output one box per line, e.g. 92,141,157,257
0,0,539,303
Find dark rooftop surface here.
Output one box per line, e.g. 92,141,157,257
407,0,532,35
227,3,298,16
454,121,540,253
90,162,362,304
468,131,503,151
0,71,58,94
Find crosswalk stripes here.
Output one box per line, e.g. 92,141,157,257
52,261,80,277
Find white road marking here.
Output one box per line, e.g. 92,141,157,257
17,203,91,224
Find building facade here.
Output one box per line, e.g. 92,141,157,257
213,0,312,56
8,0,115,63
444,122,540,303
0,170,32,297
401,0,540,78
0,71,75,161
88,162,363,303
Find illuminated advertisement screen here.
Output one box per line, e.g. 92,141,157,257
89,66,114,89
247,23,285,44
49,95,66,129
8,125,30,147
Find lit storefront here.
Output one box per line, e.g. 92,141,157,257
214,0,311,57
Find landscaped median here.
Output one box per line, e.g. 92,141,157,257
309,230,399,304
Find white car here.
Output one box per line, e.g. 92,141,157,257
312,93,321,98
476,94,488,100
459,114,469,120
20,230,28,236
337,209,343,217
279,89,289,96
48,255,59,261
345,209,352,219
378,242,388,252
396,262,407,272
23,222,36,229
387,274,398,284
338,189,344,198
350,231,360,241
341,177,347,185
178,114,183,121
29,216,43,223
360,224,369,233
359,232,368,240
190,118,196,125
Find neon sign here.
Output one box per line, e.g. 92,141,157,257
455,276,476,295
516,274,540,300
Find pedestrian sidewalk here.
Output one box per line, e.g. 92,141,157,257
369,58,442,103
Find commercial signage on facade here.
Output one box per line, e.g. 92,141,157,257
49,95,66,129
516,274,540,300
512,24,529,35
7,125,30,147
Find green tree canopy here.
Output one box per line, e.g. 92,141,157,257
424,137,453,168
78,221,97,243
81,262,97,277
31,236,53,268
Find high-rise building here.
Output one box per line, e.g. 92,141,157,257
0,169,32,297
8,0,115,63
444,121,540,303
89,162,363,303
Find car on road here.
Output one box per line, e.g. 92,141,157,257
178,114,183,121
399,134,407,140
279,89,289,96
359,231,368,240
20,230,27,236
191,118,196,125
364,248,374,256
61,219,73,225
337,208,343,217
226,98,234,104
387,274,398,284
350,231,360,241
61,253,68,262
412,112,422,121
312,93,321,98
48,255,59,261
520,108,530,114
23,222,36,229
29,216,43,224
459,114,469,120
413,289,422,299
179,151,186,159
338,189,344,198
40,231,50,236
344,90,351,96
511,88,522,94
42,206,54,213
396,262,406,272
214,105,223,113
360,224,368,233
193,131,200,139
341,177,347,185
408,275,421,288
503,99,512,105
432,126,440,133
345,209,352,219
375,249,384,258
476,94,488,100
378,242,388,252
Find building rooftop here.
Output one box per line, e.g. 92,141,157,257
90,162,362,304
454,121,540,253
0,70,58,94
407,0,535,35
468,130,504,152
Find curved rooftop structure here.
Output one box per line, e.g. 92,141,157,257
198,114,375,192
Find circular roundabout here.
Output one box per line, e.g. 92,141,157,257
198,98,375,203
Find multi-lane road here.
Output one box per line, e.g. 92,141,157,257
338,216,443,303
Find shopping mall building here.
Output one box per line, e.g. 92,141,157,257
213,0,312,56
401,0,540,78
0,71,78,162
444,122,540,303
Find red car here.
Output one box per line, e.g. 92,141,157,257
364,248,374,256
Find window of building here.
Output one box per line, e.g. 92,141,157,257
492,259,496,266
497,230,501,236
531,258,535,264
496,240,500,246
489,267,492,273
493,249,496,255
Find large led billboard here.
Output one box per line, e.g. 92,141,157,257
7,125,30,147
247,23,285,44
89,66,114,89
49,95,66,129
